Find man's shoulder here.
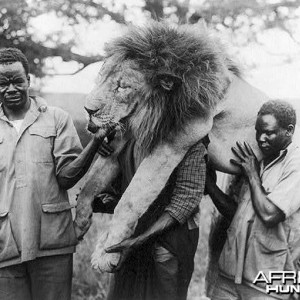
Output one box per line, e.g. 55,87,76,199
178,141,206,170
188,140,206,154
34,96,71,121
31,96,70,117
183,141,206,162
30,97,73,132
285,142,300,163
46,105,70,119
289,142,300,154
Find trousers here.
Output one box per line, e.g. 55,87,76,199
153,242,179,300
0,254,73,300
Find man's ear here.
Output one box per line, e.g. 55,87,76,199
286,124,295,136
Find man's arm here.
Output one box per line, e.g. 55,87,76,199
105,141,206,271
163,141,206,224
53,111,114,190
205,167,237,220
231,142,285,227
105,212,176,271
247,173,285,227
57,133,110,190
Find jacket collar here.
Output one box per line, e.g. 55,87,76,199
0,96,48,142
260,141,297,172
0,95,48,120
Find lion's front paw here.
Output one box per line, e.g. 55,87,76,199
91,250,120,273
91,248,104,271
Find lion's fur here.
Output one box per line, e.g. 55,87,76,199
104,22,240,152
78,22,274,275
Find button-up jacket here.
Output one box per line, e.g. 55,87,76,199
219,143,300,298
0,96,82,268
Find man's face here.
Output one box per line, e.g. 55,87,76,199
0,62,30,111
255,114,292,158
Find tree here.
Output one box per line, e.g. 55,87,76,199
0,0,299,77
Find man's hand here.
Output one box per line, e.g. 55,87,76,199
97,141,114,157
95,124,116,156
231,142,285,227
94,124,117,143
92,193,119,213
105,237,141,272
230,141,260,179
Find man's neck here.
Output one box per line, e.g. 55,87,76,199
4,98,31,121
263,154,280,167
263,141,292,167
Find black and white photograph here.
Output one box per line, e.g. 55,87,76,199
0,0,300,299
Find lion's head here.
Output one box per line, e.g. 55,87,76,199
85,22,239,154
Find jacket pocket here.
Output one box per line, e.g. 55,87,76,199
0,212,20,261
40,202,77,250
243,233,289,288
244,232,288,282
255,233,288,269
28,126,56,163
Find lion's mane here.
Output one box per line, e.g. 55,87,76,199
105,22,240,152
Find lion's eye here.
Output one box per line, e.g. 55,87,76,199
114,78,131,93
117,86,130,92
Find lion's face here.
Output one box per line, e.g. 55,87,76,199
85,23,235,153
85,56,144,134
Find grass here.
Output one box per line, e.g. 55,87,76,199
72,214,111,300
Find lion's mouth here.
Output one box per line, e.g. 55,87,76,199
87,115,120,144
85,106,125,140
86,109,114,132
87,121,99,134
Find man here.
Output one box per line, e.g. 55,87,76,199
206,100,300,300
93,137,208,300
0,47,113,300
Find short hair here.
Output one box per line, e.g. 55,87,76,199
0,47,29,75
258,100,297,128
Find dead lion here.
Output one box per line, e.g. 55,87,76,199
74,22,299,278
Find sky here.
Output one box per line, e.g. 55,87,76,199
29,3,300,100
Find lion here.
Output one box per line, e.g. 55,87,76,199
74,22,299,279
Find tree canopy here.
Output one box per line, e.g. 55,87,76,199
0,0,299,77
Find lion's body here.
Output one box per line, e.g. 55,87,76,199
75,22,299,276
208,74,268,171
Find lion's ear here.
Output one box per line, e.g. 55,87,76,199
157,73,182,92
